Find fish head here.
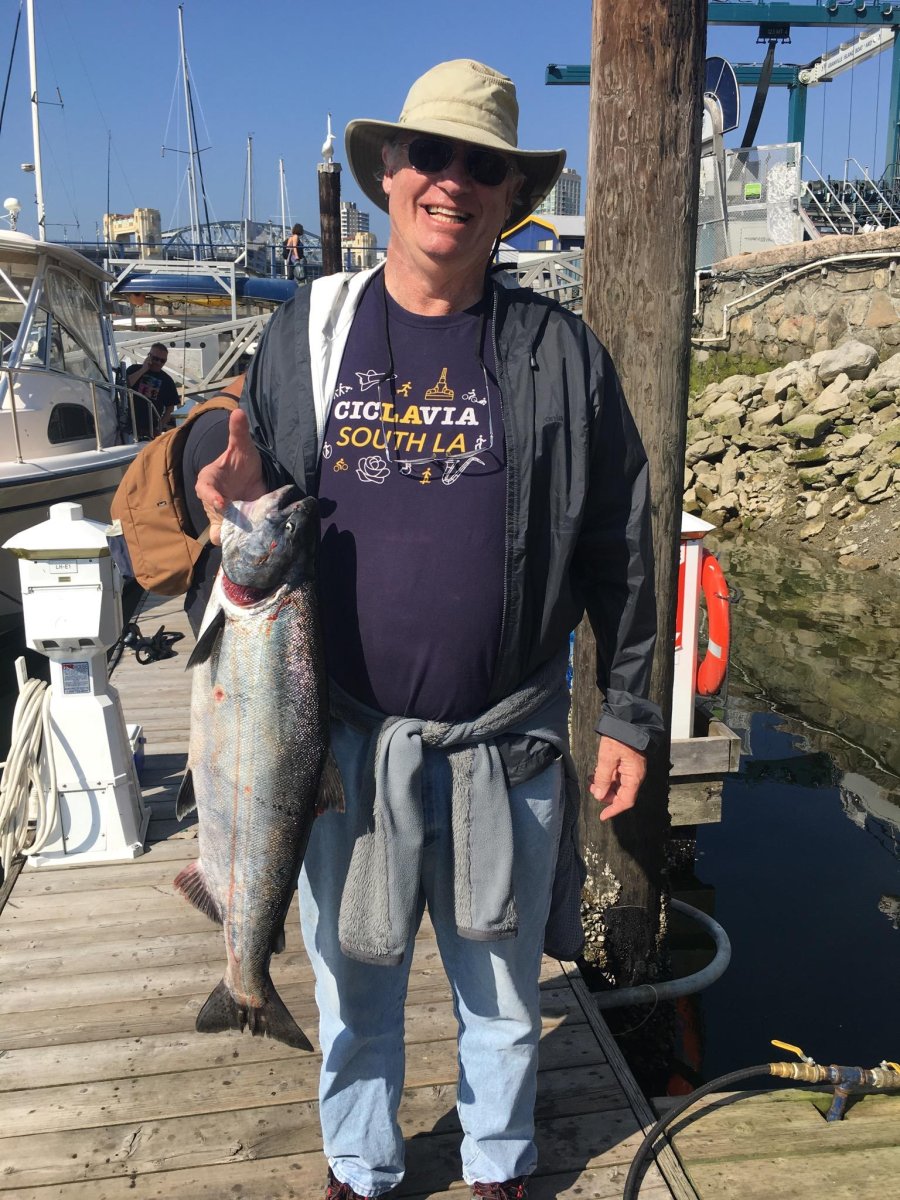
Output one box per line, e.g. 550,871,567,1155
220,486,318,595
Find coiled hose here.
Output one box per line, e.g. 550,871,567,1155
0,665,58,875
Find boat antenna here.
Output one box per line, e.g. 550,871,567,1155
26,0,46,239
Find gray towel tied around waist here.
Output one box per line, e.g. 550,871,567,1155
330,651,585,966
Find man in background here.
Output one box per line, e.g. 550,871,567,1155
126,342,179,438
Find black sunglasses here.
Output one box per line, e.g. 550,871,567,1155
403,136,512,188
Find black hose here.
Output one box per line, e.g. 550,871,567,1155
624,1064,773,1199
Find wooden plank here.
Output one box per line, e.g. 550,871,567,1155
11,860,202,894
0,963,576,1051
561,961,699,1200
0,1063,626,1191
664,1089,900,1160
0,1108,651,1198
0,986,585,1089
669,726,741,778
685,1147,900,1200
0,1023,605,1139
668,779,723,827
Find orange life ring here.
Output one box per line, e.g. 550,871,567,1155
696,549,730,696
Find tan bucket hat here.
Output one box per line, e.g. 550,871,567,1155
345,59,566,229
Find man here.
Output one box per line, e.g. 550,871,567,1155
125,343,179,438
197,59,662,1200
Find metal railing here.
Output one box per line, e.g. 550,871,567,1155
801,156,861,233
844,157,900,227
506,251,584,311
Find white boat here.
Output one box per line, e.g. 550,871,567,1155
0,231,144,636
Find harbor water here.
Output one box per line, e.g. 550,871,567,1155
668,533,900,1088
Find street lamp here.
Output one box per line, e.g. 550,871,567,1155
3,197,22,230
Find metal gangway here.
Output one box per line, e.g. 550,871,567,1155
505,251,584,312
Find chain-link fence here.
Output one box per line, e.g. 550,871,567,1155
697,141,802,268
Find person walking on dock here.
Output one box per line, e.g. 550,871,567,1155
196,58,662,1200
283,222,308,284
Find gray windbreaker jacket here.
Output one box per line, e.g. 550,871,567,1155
241,264,664,752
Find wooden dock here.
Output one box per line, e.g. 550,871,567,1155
0,595,688,1200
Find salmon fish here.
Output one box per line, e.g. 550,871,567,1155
174,485,334,1050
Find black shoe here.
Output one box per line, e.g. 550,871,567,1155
472,1179,528,1199
325,1167,372,1199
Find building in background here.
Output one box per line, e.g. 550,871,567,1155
535,167,582,217
501,214,585,257
340,201,370,241
103,208,162,257
344,230,378,270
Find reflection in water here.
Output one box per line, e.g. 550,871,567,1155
712,533,900,779
666,534,900,1088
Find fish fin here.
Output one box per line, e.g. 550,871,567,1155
187,609,225,668
315,750,345,814
175,769,196,819
195,979,313,1051
272,925,286,955
173,861,223,925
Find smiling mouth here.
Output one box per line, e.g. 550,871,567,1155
424,206,470,225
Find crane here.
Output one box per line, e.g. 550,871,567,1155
799,25,894,87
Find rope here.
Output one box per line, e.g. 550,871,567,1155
0,1,22,138
847,42,857,171
0,671,58,876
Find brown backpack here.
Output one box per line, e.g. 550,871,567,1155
110,377,243,596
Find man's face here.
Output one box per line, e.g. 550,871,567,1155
149,349,167,370
382,136,519,281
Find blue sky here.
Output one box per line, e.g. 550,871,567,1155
0,0,893,245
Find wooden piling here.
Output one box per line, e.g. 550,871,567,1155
317,162,342,276
574,0,707,985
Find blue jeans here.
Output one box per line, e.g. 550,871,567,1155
299,719,565,1196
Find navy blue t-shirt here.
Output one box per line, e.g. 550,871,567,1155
317,274,506,721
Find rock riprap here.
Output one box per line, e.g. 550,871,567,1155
685,339,900,558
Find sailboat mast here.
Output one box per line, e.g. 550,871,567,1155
247,136,254,223
177,3,201,253
244,135,254,261
279,158,287,241
26,0,46,240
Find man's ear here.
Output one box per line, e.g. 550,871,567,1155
381,144,394,200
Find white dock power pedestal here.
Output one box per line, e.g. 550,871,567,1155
3,502,149,867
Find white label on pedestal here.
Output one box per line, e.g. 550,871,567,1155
49,561,78,574
61,661,91,694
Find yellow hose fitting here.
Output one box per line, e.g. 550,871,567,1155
771,1039,816,1065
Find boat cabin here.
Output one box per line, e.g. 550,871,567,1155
0,231,124,459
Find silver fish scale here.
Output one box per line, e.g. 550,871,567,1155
189,582,328,1008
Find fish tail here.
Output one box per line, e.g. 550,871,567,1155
175,769,196,820
195,979,313,1051
173,861,223,925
